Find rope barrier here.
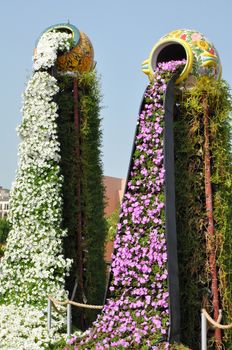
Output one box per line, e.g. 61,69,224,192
48,296,103,310
202,309,232,330
49,299,66,315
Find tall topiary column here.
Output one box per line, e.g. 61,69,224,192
69,29,232,350
0,23,106,349
142,29,232,349
0,30,73,349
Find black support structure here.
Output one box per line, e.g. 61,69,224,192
164,73,180,344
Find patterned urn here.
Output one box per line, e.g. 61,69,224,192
35,23,95,73
142,29,222,86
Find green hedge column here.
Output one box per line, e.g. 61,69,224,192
57,72,106,328
175,77,232,349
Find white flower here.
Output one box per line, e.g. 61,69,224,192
34,31,72,71
0,30,74,349
0,304,67,350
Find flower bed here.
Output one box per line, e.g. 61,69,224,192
0,30,73,349
67,60,185,350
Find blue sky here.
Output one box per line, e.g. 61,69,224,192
1,0,232,188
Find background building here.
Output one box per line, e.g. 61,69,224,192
103,176,125,217
103,176,126,268
0,187,10,218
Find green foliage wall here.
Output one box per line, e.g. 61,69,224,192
56,71,106,328
0,218,10,244
78,72,107,325
174,77,232,349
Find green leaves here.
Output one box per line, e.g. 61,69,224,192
0,218,10,244
175,76,232,349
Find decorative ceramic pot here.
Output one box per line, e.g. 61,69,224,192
35,23,94,73
142,29,222,85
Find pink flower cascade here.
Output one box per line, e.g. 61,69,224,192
70,59,186,350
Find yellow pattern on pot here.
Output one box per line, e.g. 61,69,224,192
57,32,94,73
35,23,94,74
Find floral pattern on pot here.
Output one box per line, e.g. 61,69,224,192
142,29,222,86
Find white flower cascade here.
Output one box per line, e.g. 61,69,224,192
34,31,72,70
0,31,73,350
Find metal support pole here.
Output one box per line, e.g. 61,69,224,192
47,298,52,332
67,303,72,337
201,311,207,350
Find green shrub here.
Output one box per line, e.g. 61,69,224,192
105,208,120,241
0,217,10,243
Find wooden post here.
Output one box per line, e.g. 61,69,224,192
203,95,222,349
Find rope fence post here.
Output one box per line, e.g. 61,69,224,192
47,298,52,332
47,295,103,337
201,309,207,350
67,303,72,337
201,308,232,349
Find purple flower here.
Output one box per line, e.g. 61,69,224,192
69,59,186,350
